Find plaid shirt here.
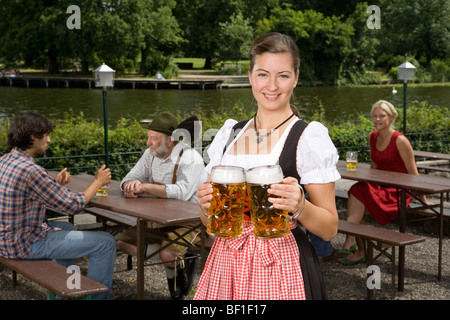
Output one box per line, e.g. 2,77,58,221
0,148,85,258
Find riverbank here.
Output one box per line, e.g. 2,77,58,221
2,70,449,90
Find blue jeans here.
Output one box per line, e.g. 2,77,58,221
307,231,334,259
26,221,116,300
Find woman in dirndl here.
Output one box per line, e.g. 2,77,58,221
194,32,340,300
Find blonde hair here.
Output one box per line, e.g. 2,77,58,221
371,100,398,120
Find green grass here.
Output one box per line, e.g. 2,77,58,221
172,58,206,69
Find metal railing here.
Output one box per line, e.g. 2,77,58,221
37,130,449,174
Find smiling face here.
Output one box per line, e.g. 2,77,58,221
249,52,298,113
370,100,397,131
371,107,394,130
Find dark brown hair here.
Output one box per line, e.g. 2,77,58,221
248,32,300,74
7,112,55,150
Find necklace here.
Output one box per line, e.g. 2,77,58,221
254,112,295,144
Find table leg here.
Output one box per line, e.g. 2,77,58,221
438,193,443,281
398,188,407,291
366,241,374,300
136,219,145,299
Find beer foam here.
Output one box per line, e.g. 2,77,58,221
211,166,245,183
246,166,283,184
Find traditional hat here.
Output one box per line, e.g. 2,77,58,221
141,111,179,136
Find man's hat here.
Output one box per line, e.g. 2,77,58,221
140,112,179,136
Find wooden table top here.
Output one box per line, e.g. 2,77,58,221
51,172,200,226
337,160,450,193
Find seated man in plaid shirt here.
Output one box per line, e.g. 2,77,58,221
0,112,116,300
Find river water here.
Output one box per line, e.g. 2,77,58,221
1,84,448,125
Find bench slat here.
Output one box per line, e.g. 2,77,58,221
338,220,425,246
335,189,349,200
407,203,450,218
416,164,450,173
0,257,108,299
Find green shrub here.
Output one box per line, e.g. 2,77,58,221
0,101,447,180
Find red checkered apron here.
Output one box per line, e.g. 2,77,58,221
194,217,306,300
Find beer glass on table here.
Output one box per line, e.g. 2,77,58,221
346,151,358,171
206,165,246,238
96,184,109,197
247,165,304,239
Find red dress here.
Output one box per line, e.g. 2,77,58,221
348,131,412,226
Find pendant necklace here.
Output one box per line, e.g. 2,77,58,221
254,112,295,144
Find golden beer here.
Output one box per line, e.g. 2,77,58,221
207,166,246,238
246,165,290,239
96,184,109,197
346,160,357,171
346,151,358,172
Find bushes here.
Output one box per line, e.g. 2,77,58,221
328,101,450,163
0,112,148,180
0,101,448,180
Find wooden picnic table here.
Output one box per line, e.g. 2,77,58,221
336,160,450,287
51,173,202,300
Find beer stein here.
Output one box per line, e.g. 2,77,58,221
206,165,246,238
247,164,304,239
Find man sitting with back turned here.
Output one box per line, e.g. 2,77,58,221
118,111,207,299
0,112,116,300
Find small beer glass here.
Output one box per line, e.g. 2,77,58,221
96,184,109,197
346,151,358,171
247,165,303,239
206,165,246,238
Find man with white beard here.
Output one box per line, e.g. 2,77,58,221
118,111,207,299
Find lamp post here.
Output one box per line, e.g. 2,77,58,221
94,63,115,168
397,61,416,134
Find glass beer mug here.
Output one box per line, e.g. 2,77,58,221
247,165,304,239
206,165,246,238
346,151,358,171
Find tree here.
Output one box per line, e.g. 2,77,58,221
217,13,254,68
257,7,354,84
131,0,184,76
174,0,275,69
378,0,450,65
340,2,381,84
0,0,183,75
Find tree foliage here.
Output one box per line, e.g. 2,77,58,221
0,0,448,83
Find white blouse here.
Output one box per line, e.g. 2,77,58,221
205,118,341,185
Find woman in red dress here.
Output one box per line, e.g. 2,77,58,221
339,100,432,264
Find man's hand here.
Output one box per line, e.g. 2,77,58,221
56,168,71,186
94,165,112,187
123,180,143,198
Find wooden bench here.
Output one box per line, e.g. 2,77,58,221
416,164,450,174
84,207,213,270
0,256,108,299
407,202,450,218
117,233,215,271
337,220,425,299
335,189,349,201
415,164,450,201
